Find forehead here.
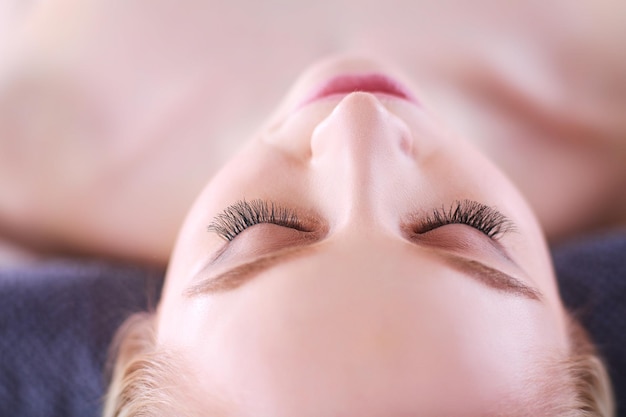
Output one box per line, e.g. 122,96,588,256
170,245,566,417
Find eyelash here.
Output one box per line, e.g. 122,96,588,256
208,199,514,242
418,199,514,239
208,199,304,242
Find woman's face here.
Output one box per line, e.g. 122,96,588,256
157,56,570,416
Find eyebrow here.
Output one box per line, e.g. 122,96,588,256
185,244,318,295
184,244,542,301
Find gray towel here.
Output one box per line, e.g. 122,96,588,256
0,259,163,417
554,230,626,414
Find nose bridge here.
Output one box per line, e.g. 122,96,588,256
310,93,413,223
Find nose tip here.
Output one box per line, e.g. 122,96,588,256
311,92,413,159
309,93,415,225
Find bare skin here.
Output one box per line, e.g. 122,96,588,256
0,0,625,265
156,56,570,416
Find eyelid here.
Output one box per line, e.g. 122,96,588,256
415,200,516,241
208,199,304,241
209,199,516,248
209,224,319,267
208,199,325,242
409,224,517,266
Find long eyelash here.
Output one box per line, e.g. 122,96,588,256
419,200,515,239
208,199,302,241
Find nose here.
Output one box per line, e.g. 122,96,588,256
310,92,415,224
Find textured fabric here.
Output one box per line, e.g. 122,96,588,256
0,231,624,417
554,230,626,415
0,259,163,417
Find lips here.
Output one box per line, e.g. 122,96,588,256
299,73,419,108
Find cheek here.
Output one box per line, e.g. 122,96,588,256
201,143,304,203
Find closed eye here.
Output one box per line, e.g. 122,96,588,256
208,199,515,243
416,200,515,240
208,199,305,242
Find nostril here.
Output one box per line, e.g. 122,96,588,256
399,131,413,156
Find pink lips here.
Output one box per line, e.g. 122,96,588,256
299,73,419,108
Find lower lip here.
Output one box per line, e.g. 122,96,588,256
298,73,419,108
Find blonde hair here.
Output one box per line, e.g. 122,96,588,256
554,317,615,417
103,313,175,417
102,312,615,417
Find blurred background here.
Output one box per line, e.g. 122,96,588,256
0,0,625,265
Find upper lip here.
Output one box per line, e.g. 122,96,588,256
297,73,419,109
